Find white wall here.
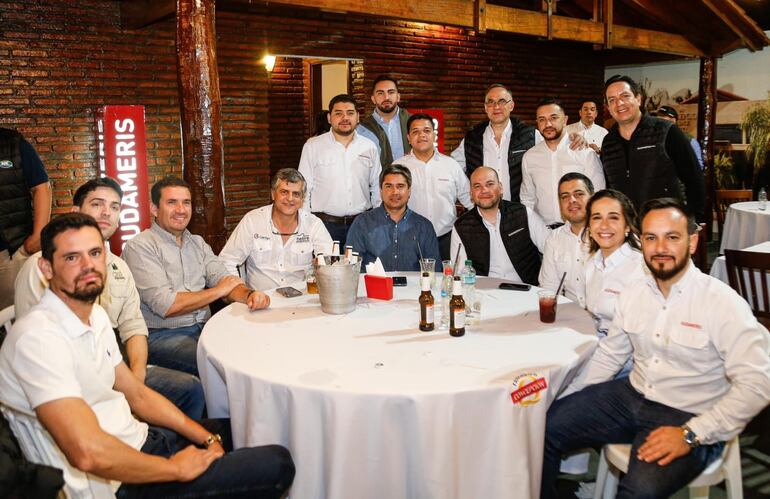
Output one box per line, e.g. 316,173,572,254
606,31,770,103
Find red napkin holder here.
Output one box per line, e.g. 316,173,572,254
364,274,393,300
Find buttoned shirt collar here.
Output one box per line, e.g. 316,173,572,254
592,241,636,271
39,288,93,339
149,219,190,246
372,106,400,126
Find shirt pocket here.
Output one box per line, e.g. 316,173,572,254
289,241,313,267
251,237,273,265
622,319,651,362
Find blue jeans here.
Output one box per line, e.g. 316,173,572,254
148,323,202,377
541,377,724,499
145,365,205,420
117,419,295,499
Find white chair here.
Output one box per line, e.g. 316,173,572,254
0,304,14,333
593,436,743,499
0,402,116,499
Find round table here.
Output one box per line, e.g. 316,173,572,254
720,201,770,254
198,275,597,499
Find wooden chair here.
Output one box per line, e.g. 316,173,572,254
715,189,752,244
691,223,708,272
724,249,770,329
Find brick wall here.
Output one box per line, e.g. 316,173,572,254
0,0,605,234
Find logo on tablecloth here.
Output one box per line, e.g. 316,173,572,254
510,374,548,406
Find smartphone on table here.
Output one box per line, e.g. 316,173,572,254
275,286,303,298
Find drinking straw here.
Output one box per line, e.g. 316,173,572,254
452,243,463,277
555,271,567,297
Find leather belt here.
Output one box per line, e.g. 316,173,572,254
313,212,360,225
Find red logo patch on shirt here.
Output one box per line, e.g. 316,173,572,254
680,321,702,330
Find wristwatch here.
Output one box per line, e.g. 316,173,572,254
681,425,700,448
203,433,222,448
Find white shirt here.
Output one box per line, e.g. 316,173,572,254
14,249,148,343
520,133,606,225
565,121,608,149
0,290,149,493
298,130,381,217
451,121,544,201
538,224,590,307
449,206,548,283
393,150,473,237
585,243,645,335
566,262,770,444
219,205,333,291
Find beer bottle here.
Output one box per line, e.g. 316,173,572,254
330,241,341,264
449,276,466,337
419,272,435,332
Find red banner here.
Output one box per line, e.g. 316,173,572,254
96,106,151,255
407,109,444,153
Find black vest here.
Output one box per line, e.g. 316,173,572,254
359,107,411,167
0,128,32,254
454,200,541,285
601,115,682,212
463,118,536,204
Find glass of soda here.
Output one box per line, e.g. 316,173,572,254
538,290,557,323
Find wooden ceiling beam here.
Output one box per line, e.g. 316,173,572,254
121,0,175,29
700,0,768,52
483,3,704,56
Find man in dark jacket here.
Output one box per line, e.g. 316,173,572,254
601,75,705,221
357,74,411,168
0,128,51,309
450,167,548,285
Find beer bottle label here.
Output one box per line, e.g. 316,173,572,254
452,308,465,328
425,304,434,324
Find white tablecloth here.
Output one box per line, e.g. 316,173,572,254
198,275,597,499
720,201,770,253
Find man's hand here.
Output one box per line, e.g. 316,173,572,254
568,132,588,150
245,289,270,311
636,426,691,466
214,275,242,298
169,445,224,482
589,143,601,154
22,234,40,254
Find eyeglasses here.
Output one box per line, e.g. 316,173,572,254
485,99,512,108
270,219,298,237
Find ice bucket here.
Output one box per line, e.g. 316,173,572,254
314,257,361,314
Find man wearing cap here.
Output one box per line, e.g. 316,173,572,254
656,105,704,170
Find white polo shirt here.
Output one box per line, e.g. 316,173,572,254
565,121,608,149
520,133,606,225
539,224,590,307
0,289,148,491
566,262,770,445
393,150,473,237
585,242,645,335
298,130,381,217
219,205,333,291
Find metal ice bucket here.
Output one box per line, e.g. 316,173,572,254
314,257,361,314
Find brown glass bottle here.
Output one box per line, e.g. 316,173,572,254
419,272,435,331
449,276,465,337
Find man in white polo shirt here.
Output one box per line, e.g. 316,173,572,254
393,113,472,259
520,99,605,227
298,93,381,248
538,172,594,308
565,100,608,154
0,213,294,498
219,168,332,291
541,198,770,498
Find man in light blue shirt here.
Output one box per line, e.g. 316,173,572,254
347,164,440,271
358,74,411,168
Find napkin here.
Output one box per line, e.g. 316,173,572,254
365,257,386,276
